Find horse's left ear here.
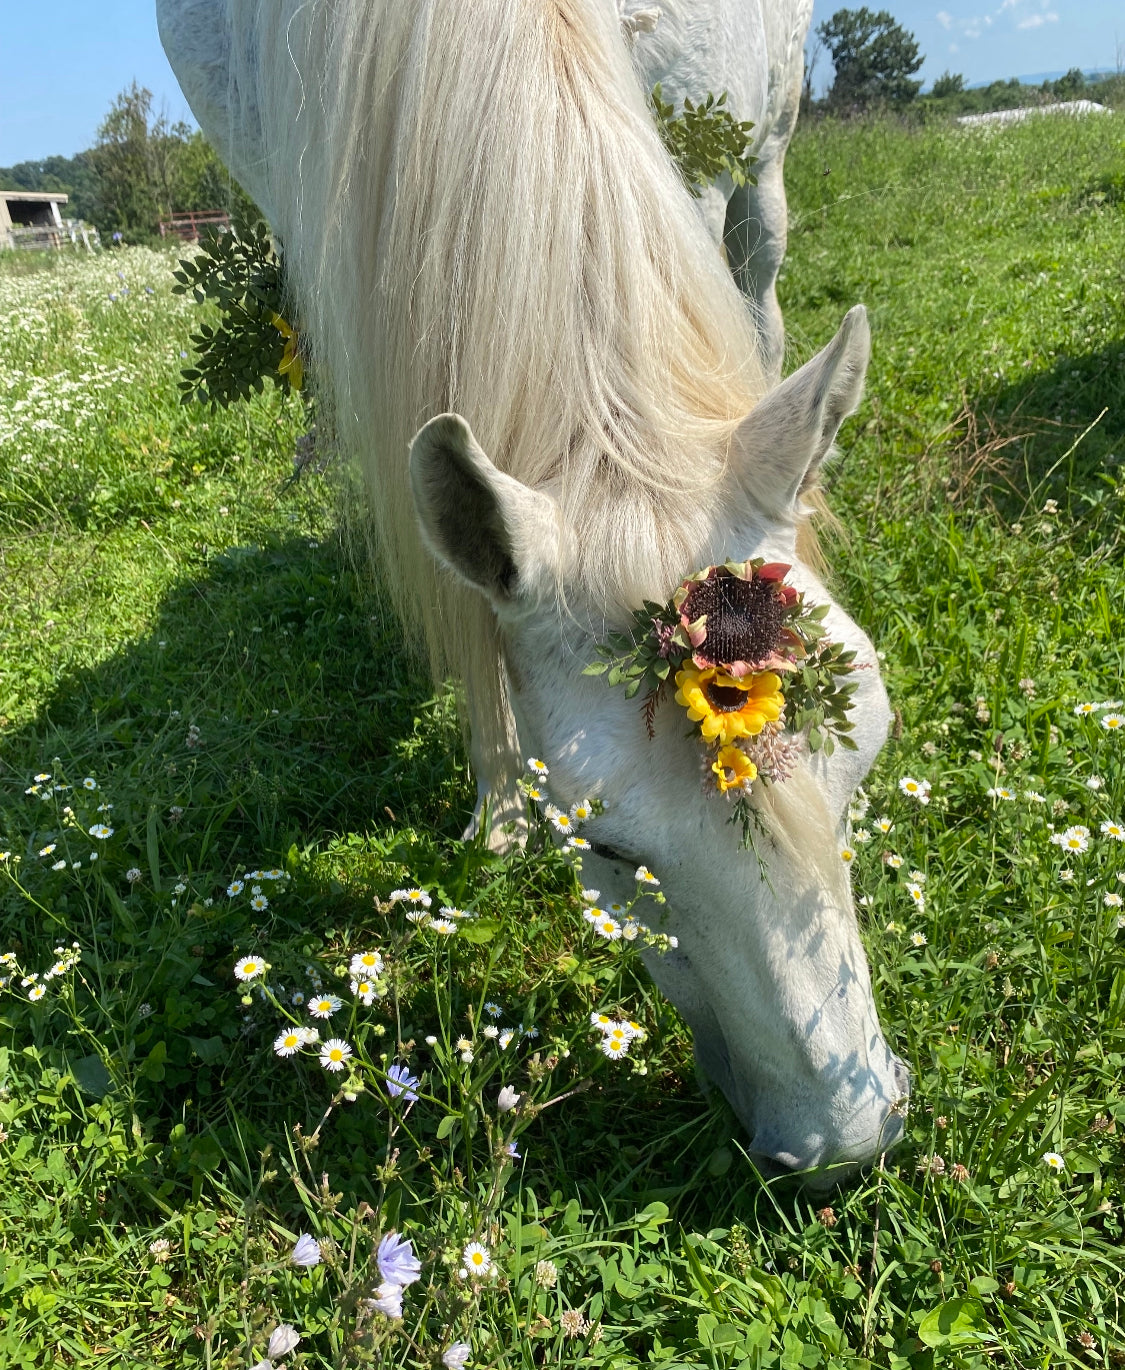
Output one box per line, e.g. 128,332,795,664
733,305,870,515
410,413,563,607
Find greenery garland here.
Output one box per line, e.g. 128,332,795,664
171,85,755,412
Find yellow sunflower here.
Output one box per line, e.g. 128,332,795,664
712,745,757,794
674,664,784,746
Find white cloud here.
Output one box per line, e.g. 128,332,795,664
949,41,960,52
936,10,953,28
1017,11,1058,26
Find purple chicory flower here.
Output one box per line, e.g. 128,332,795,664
377,1231,421,1288
290,1233,322,1267
385,1063,420,1102
267,1325,300,1358
372,1280,403,1318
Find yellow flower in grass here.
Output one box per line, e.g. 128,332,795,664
271,312,304,391
675,665,783,747
712,745,757,794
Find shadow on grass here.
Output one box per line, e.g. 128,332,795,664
951,338,1125,517
0,530,806,1257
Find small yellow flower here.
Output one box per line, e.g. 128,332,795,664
271,312,304,390
674,665,783,747
712,745,757,794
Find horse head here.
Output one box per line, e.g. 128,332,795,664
409,306,909,1179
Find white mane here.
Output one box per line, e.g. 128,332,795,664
226,0,768,771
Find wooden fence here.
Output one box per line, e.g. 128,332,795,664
159,210,232,242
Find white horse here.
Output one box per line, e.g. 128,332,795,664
157,0,908,1177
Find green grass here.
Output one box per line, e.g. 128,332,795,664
1,110,1124,1368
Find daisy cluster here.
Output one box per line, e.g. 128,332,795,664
588,1012,647,1061
1073,700,1124,731
520,757,602,853
0,250,194,455
426,1004,540,1063
227,866,290,912
235,939,390,1080
843,786,932,945
0,943,83,1002
579,882,676,953
385,884,474,935
15,769,118,873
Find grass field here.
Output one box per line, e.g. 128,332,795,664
1,108,1124,1369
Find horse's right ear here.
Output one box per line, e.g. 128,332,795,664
409,414,563,607
732,306,870,516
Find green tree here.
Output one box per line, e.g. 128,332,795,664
930,71,964,98
87,82,167,241
817,8,924,111
1053,67,1086,99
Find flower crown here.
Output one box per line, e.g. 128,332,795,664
585,559,859,819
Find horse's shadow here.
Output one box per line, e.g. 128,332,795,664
1,532,797,1247
950,338,1125,517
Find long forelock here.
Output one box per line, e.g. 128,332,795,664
236,0,770,775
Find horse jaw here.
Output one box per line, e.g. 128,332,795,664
503,560,906,1179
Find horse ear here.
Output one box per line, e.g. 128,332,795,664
409,413,563,605
733,306,870,515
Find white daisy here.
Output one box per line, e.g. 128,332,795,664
593,915,622,940
349,950,384,976
320,1039,352,1072
1104,893,1123,909
526,758,549,776
227,880,244,897
840,847,855,864
429,918,458,935
898,777,931,803
308,995,343,1019
1042,1151,1065,1172
875,817,894,833
911,931,927,947
274,1028,305,1057
1100,821,1124,841
551,812,575,833
1102,714,1124,732
233,956,266,981
635,866,660,886
82,778,97,790
1074,702,1096,716
601,1034,630,1060
351,979,377,1003
28,984,46,1002
250,893,269,912
461,1241,492,1277
483,1001,502,1018
88,824,113,840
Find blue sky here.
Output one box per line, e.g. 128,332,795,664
1,0,1120,166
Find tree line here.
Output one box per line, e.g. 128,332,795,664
0,83,254,244
806,6,1121,115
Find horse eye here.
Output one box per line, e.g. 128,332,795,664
586,838,641,869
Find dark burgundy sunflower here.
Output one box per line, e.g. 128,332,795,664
674,561,801,678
